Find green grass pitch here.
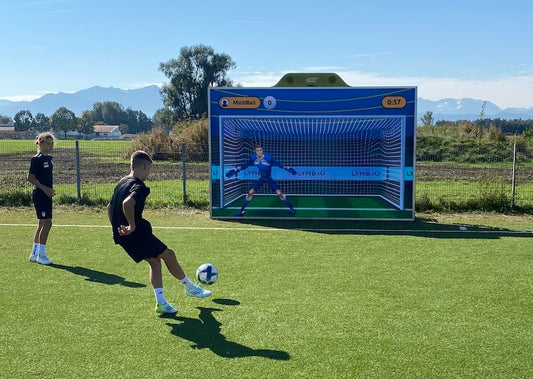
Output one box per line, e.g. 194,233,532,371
213,195,414,220
1,208,532,377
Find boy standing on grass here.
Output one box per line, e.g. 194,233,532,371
108,150,211,316
28,133,55,265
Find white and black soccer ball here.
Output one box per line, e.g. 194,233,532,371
196,263,218,285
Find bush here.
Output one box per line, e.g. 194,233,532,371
172,119,208,161
125,127,176,160
416,178,513,213
0,191,31,206
417,134,527,163
55,193,109,206
123,120,209,162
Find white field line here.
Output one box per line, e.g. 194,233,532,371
1,223,532,234
0,223,285,232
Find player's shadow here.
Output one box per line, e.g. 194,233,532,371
50,263,145,287
166,305,290,360
227,217,533,239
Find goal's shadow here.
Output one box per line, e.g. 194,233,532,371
223,217,533,239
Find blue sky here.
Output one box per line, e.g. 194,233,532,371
1,0,532,109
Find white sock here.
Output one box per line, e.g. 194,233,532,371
180,277,195,290
31,242,38,256
154,288,167,305
38,243,46,256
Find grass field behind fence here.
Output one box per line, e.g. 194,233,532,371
2,139,533,210
1,208,532,378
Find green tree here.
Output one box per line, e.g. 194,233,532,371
0,115,13,124
50,107,76,138
123,108,152,134
92,101,125,125
137,110,152,133
153,107,176,133
420,111,434,126
92,102,104,122
123,108,139,134
78,110,95,135
34,113,50,132
14,110,34,131
479,101,487,120
523,127,533,141
119,123,129,135
159,44,235,119
102,101,124,125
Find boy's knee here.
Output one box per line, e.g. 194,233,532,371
163,248,176,259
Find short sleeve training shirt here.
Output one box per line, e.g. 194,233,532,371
29,153,53,189
109,175,150,239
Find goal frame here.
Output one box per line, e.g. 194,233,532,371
208,81,416,220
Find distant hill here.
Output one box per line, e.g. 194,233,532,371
0,85,163,118
1,86,533,122
417,98,533,123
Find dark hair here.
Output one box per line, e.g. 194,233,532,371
131,150,152,168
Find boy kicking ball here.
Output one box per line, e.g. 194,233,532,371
108,150,211,316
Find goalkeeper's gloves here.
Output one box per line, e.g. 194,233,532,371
285,166,297,175
225,168,240,178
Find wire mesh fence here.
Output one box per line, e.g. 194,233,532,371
0,139,209,207
1,139,533,210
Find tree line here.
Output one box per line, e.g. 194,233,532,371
7,103,154,139
420,110,533,135
416,119,533,163
1,44,235,139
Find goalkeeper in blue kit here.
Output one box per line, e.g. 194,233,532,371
226,145,297,217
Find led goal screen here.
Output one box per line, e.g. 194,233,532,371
209,86,416,220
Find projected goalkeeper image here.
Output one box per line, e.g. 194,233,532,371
225,144,297,217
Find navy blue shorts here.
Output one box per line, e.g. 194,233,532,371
115,221,167,263
32,189,52,219
251,177,279,192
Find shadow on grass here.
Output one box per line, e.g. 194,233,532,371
222,216,533,239
50,263,146,287
165,303,290,360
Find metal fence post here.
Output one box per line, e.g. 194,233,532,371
75,140,81,200
511,142,517,208
182,142,187,204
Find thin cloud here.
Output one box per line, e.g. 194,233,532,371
3,71,532,110
1,93,49,102
231,70,533,109
303,66,345,71
129,81,164,89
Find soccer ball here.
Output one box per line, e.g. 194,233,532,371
196,263,218,285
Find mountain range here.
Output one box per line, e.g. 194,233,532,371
0,85,163,119
1,85,533,122
417,98,533,122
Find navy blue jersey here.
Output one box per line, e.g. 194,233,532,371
238,153,284,179
109,175,150,241
29,153,53,189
